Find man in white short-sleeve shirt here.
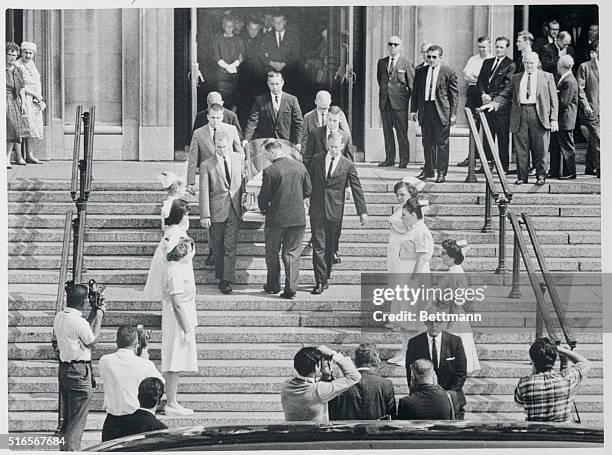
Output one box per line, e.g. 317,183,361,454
99,326,165,442
53,283,105,451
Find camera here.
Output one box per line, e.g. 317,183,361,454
136,324,151,357
87,279,106,310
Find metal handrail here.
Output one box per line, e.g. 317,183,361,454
477,110,513,201
70,106,82,199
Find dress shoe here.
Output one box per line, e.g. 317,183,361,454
281,289,296,299
310,283,328,295
263,285,281,294
301,241,313,257
536,178,546,186
398,163,408,169
435,174,446,183
25,155,41,164
585,169,597,176
545,172,560,179
220,280,233,294
528,167,536,176
506,169,518,175
559,174,576,180
205,253,216,267
333,252,341,264
514,179,526,185
378,161,394,167
457,157,469,167
417,171,434,180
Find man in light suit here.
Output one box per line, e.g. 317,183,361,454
483,51,559,185
411,45,458,183
377,36,415,168
476,36,515,172
577,40,599,178
243,71,303,150
258,140,312,299
548,55,578,180
308,131,367,294
300,91,350,153
199,131,245,294
540,32,575,74
405,319,468,419
192,91,243,138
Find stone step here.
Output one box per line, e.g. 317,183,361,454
8,410,602,434
6,214,602,231
7,359,603,378
8,228,601,245
7,392,603,413
7,375,602,396
7,341,602,362
6,241,601,259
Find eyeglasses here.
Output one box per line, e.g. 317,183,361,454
388,42,400,46
426,55,439,59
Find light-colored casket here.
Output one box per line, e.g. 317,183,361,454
242,138,305,223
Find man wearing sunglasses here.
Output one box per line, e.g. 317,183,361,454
377,36,415,168
411,45,458,183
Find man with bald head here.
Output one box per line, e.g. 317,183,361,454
192,91,243,137
377,35,415,168
300,91,350,153
483,51,558,185
541,31,575,74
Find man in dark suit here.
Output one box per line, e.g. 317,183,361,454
483,51,558,185
377,35,415,168
303,106,353,169
115,377,167,440
261,13,301,94
243,71,303,150
300,91,350,153
534,19,560,55
199,131,245,294
548,55,578,179
329,343,396,420
308,132,368,294
397,358,459,420
415,41,433,70
476,36,515,172
405,319,467,419
240,19,266,125
577,40,599,178
192,91,243,138
540,32,575,74
258,140,312,299
411,45,458,183
577,23,598,65
308,131,367,294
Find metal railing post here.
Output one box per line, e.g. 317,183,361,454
465,112,478,183
508,230,522,299
481,182,493,233
496,197,509,274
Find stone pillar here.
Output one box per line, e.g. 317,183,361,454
489,5,515,60
23,10,63,161
139,9,174,161
122,9,140,160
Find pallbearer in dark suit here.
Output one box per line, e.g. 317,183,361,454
243,71,303,150
300,91,350,153
258,140,312,299
115,377,167,439
199,131,245,294
411,45,458,183
476,36,515,172
540,32,575,74
577,41,599,178
303,106,353,169
548,55,578,179
405,320,468,419
377,36,415,168
483,51,558,185
308,131,367,294
192,92,243,138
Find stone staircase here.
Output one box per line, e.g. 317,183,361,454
6,163,602,448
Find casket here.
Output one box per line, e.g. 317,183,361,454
242,138,304,223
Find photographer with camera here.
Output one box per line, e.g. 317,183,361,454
281,345,361,421
98,326,164,442
53,283,105,451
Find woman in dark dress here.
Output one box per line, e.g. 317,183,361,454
212,16,245,111
6,42,27,168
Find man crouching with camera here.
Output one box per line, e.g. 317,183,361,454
53,283,105,451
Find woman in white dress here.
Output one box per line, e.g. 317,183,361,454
436,239,481,373
161,235,199,416
387,198,435,365
14,41,45,164
143,172,188,299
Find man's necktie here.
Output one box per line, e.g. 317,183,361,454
388,57,395,75
223,156,231,185
432,337,439,372
277,32,282,47
321,112,326,127
489,59,500,83
326,157,335,181
213,128,217,142
526,73,532,100
427,68,435,101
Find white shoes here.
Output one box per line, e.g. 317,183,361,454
164,404,194,416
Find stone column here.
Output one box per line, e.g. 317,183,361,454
139,8,174,161
489,5,515,60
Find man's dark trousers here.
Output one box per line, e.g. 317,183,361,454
311,217,340,285
513,105,549,181
381,103,410,164
59,362,94,451
210,205,241,282
422,101,449,175
264,225,305,292
484,111,511,172
550,130,576,177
